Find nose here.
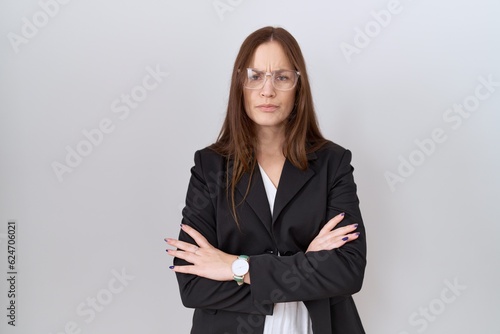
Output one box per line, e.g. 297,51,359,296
260,74,276,98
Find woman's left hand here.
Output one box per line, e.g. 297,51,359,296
165,224,236,282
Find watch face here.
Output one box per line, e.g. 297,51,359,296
232,259,249,276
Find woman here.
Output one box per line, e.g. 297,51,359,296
165,26,366,334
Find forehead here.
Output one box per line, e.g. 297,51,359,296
247,41,293,70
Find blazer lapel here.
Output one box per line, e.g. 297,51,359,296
273,153,316,224
234,151,318,231
235,164,273,234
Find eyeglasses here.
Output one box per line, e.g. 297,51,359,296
243,68,300,91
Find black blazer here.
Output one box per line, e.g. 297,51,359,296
174,141,367,334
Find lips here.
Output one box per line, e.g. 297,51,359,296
256,104,279,112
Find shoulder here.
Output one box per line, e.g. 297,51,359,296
190,146,227,176
313,140,352,162
193,146,225,162
311,141,356,185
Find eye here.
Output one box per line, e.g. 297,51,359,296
248,71,264,81
275,71,291,82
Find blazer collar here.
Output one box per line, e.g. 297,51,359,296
235,151,317,233
236,167,273,233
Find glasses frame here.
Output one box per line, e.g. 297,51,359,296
243,68,301,91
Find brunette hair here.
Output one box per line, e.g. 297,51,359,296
210,26,327,226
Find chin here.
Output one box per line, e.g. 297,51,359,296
253,120,286,129
249,113,287,127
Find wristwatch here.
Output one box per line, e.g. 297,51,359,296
231,255,249,286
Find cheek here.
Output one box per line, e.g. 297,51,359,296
242,92,249,115
243,91,257,113
281,92,296,113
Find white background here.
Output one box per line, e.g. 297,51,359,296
1,0,499,333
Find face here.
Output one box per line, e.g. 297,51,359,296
243,41,296,132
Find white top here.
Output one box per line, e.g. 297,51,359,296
258,164,314,334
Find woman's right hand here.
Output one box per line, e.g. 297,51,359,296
306,212,360,253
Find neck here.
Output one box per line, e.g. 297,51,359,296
255,125,286,157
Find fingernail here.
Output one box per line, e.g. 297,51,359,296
164,238,170,242
355,232,361,236
340,212,345,217
342,236,348,241
353,224,358,228
169,266,174,270
180,223,183,228
165,249,170,253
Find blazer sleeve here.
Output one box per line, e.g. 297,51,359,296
248,148,367,304
173,150,273,315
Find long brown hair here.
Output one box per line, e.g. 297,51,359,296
210,26,328,226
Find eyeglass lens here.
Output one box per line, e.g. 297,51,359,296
245,69,298,90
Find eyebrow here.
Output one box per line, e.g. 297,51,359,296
248,68,295,72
